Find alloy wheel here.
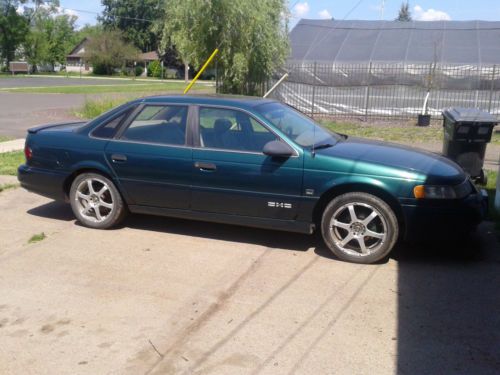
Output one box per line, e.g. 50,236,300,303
330,202,387,257
74,177,114,223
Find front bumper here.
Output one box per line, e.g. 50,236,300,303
18,164,68,201
400,190,487,240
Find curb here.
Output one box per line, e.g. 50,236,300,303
0,139,25,153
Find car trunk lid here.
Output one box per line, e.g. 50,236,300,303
27,121,88,134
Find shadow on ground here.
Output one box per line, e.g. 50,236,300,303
27,201,324,253
28,201,500,373
393,225,500,374
27,201,75,221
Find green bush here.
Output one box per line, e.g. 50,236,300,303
134,65,144,76
92,62,112,75
147,60,162,78
164,68,180,79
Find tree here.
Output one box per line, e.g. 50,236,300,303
159,0,289,95
75,24,103,40
396,1,412,22
84,30,140,75
99,0,164,52
0,0,29,65
23,3,78,70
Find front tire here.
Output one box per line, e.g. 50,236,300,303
69,172,127,229
321,192,399,264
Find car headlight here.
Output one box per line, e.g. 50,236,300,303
413,180,473,199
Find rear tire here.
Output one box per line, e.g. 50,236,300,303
69,172,127,229
321,192,399,264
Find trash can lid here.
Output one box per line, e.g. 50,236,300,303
442,108,498,124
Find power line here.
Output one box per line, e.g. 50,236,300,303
60,7,156,23
343,0,365,20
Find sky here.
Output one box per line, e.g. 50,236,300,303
57,0,500,28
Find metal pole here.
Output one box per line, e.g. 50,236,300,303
488,64,496,112
311,62,317,116
364,62,372,121
495,154,500,213
263,73,289,98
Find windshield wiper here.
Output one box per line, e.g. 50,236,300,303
313,143,335,150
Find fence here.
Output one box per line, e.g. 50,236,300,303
269,63,500,121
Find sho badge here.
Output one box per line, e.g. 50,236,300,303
268,202,292,209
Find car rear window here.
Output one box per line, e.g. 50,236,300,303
92,108,135,139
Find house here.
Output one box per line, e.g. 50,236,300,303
66,37,92,73
138,51,159,76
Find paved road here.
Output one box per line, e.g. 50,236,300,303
0,92,85,138
0,187,499,375
0,76,156,88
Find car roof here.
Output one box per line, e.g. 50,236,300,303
140,94,278,110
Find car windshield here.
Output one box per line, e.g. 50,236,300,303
255,102,341,148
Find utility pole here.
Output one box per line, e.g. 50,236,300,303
381,0,386,20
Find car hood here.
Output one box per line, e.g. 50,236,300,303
319,137,467,185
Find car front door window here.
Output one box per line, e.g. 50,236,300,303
199,107,277,153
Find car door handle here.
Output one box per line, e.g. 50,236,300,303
111,154,127,163
194,161,216,171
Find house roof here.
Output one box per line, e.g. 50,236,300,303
67,37,90,58
289,19,500,65
138,51,159,61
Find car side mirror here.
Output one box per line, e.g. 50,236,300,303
263,140,295,158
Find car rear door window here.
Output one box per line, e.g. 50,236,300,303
92,108,134,139
121,105,188,145
199,107,277,152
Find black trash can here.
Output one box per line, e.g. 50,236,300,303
442,108,497,184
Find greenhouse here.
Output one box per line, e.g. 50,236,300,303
271,19,500,119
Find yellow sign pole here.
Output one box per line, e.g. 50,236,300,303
183,48,219,94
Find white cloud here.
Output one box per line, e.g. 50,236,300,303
42,4,78,17
58,7,79,18
293,2,310,18
318,9,332,19
413,5,451,21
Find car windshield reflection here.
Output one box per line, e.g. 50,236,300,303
255,102,341,148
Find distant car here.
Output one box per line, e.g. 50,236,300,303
18,96,487,263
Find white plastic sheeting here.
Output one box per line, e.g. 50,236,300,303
270,20,500,119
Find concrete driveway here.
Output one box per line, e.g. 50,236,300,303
0,187,499,375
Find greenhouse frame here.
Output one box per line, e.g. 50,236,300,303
271,19,500,119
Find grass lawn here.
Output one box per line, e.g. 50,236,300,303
28,232,46,244
0,151,24,175
484,170,500,229
73,97,133,119
0,135,12,142
320,120,500,145
1,82,214,95
0,183,19,193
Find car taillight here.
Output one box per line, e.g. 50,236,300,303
24,144,32,160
